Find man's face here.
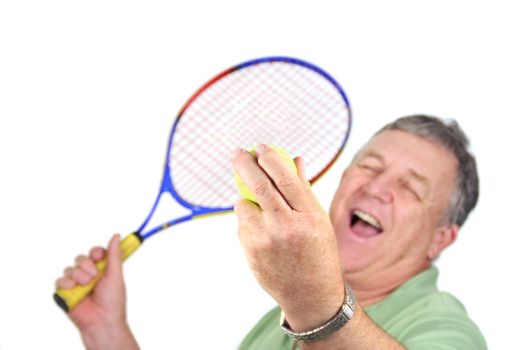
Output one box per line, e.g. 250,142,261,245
329,130,458,280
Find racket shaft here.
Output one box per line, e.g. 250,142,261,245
54,233,142,312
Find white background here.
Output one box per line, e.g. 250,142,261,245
1,1,523,349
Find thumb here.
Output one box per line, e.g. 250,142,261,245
105,234,123,280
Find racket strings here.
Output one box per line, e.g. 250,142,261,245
169,61,350,208
224,66,344,158
253,65,347,156
174,73,342,205
272,63,348,122
246,65,347,177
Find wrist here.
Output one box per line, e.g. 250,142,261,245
280,284,346,332
80,321,138,350
280,282,355,343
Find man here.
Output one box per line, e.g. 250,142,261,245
56,115,486,349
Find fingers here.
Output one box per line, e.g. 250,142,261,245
234,198,263,227
75,254,98,276
255,145,311,211
56,240,113,290
89,246,105,261
232,148,289,212
55,276,75,289
56,251,104,289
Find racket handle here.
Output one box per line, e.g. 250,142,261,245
53,232,143,312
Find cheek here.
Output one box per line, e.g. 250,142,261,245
329,190,346,228
392,204,435,249
330,174,351,212
330,178,360,217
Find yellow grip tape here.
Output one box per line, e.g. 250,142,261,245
54,233,141,311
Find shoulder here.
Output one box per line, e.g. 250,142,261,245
367,267,487,349
419,290,466,309
398,291,487,349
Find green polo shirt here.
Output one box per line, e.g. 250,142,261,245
239,267,486,349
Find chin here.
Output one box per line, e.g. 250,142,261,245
338,243,377,274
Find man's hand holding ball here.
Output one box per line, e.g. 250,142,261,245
234,145,298,204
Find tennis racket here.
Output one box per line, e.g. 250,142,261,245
54,56,352,312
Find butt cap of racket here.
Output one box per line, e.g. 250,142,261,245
53,232,142,312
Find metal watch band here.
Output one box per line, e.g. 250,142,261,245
280,283,356,343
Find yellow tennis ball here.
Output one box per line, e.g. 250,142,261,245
235,145,297,204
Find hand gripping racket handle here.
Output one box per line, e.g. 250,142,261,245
53,232,143,312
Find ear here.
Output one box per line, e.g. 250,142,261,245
427,224,459,259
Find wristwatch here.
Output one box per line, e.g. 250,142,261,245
280,283,356,343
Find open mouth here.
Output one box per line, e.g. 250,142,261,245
350,210,384,238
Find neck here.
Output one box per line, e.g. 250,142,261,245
345,260,431,307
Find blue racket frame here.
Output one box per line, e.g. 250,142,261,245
136,56,352,241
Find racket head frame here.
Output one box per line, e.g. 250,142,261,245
136,56,352,241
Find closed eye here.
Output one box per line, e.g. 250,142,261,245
358,163,381,173
401,181,421,200
355,153,385,175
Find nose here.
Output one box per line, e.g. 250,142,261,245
362,174,394,203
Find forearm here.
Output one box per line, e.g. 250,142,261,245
293,305,405,350
80,322,140,350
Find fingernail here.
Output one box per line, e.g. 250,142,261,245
255,144,267,156
231,148,243,161
79,275,90,285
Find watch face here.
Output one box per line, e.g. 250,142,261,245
279,310,286,327
345,283,356,309
342,303,355,320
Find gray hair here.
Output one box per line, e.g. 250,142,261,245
377,115,479,227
